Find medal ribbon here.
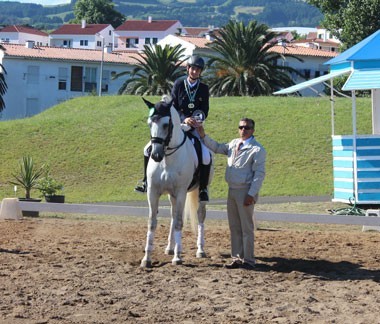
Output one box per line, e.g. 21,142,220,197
184,79,200,106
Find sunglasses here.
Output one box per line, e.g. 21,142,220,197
238,126,252,130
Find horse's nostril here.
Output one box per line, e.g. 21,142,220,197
152,153,163,162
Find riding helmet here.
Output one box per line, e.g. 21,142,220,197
187,55,205,70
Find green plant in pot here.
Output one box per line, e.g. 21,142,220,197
9,156,45,216
10,155,45,200
37,168,65,203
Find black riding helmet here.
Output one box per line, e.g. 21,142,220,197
187,55,205,70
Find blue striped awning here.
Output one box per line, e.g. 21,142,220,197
342,69,380,90
273,68,351,95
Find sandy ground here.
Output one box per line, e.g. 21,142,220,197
1,214,380,324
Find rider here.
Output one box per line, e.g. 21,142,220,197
134,55,212,202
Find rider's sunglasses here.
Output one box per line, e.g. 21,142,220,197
238,125,252,130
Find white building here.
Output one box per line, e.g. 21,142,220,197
49,20,114,50
0,43,140,120
0,25,49,46
114,17,185,52
269,44,339,96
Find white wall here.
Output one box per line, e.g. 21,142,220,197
0,56,131,120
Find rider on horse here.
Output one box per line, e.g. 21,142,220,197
135,55,212,202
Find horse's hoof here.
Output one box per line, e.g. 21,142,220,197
165,249,174,255
171,259,183,265
140,260,152,268
196,251,207,258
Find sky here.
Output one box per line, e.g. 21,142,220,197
0,0,70,5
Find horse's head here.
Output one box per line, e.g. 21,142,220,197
143,96,174,162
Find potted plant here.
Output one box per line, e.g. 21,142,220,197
9,155,45,216
37,171,65,203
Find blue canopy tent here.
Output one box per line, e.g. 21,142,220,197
274,30,380,205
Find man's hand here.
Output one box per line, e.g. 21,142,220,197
244,195,255,206
184,117,201,128
197,125,205,138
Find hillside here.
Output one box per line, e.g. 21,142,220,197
0,0,323,30
0,95,372,203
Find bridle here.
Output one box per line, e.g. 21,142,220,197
150,114,187,157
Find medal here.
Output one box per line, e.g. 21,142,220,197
184,80,199,110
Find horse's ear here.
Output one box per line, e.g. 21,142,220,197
142,97,155,109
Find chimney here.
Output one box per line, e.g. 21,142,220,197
81,19,86,29
25,40,34,48
148,16,152,23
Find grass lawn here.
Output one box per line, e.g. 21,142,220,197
0,95,372,203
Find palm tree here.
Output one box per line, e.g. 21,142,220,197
0,44,8,113
113,44,187,96
205,20,302,96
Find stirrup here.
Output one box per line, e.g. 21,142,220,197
199,189,209,202
134,181,147,193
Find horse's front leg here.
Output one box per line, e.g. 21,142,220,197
141,192,159,268
196,200,207,258
165,194,176,255
171,191,187,265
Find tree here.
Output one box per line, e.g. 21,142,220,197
73,0,125,28
307,0,380,48
0,45,8,113
205,20,302,96
113,44,187,96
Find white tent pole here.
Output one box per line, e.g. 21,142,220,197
330,78,335,135
352,90,358,203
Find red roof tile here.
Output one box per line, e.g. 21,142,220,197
1,43,140,65
50,24,111,35
269,44,339,58
116,20,179,31
0,25,48,37
176,36,211,48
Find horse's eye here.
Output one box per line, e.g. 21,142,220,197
163,123,169,130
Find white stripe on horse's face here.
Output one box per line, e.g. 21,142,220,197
150,116,170,140
150,115,171,162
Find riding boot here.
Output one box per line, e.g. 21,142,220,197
199,162,211,202
134,155,149,193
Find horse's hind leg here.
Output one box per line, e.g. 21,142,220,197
196,201,207,258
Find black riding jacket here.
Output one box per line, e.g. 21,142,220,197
171,76,209,120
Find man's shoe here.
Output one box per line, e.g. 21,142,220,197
134,181,147,193
224,260,242,269
241,262,256,270
199,189,209,202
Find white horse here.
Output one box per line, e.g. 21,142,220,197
140,97,211,268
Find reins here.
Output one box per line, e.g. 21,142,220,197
150,115,187,157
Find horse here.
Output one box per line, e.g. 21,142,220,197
140,96,212,268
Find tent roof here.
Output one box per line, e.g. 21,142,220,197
273,68,351,95
325,30,380,66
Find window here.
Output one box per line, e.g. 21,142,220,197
315,71,321,78
84,67,97,93
126,38,138,48
101,70,110,93
97,40,102,47
70,66,83,92
58,67,68,90
304,69,311,79
152,38,158,44
145,37,150,44
27,66,39,84
80,40,88,46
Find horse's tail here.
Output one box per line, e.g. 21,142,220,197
184,188,199,233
